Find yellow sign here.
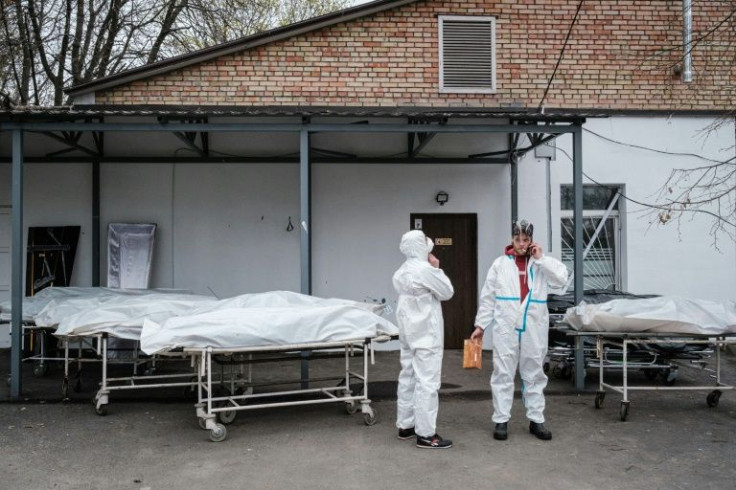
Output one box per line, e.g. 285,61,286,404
435,238,453,246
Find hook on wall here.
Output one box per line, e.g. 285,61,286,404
286,217,294,232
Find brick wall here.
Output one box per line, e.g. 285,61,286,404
95,0,735,111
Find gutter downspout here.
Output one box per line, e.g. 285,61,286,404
682,0,693,82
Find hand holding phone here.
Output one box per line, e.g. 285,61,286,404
428,253,440,268
528,242,542,259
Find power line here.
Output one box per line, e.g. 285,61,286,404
584,127,736,166
555,145,736,228
537,0,585,113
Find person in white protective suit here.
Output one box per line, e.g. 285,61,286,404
393,229,455,449
470,219,568,441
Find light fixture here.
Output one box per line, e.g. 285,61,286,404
435,191,449,206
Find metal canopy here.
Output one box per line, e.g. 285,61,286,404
1,109,588,398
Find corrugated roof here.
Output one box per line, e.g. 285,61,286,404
0,104,603,122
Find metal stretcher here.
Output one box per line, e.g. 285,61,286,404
567,331,736,421
186,337,380,442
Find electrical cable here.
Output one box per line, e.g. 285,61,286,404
537,0,585,113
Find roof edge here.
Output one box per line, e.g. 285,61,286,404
65,0,422,97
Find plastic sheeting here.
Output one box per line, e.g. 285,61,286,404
140,291,398,354
49,293,215,340
0,286,188,322
107,223,156,289
563,295,736,335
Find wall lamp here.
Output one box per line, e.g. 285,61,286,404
436,191,449,206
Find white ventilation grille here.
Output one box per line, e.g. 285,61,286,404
439,16,496,93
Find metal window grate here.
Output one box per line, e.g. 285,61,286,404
440,17,495,92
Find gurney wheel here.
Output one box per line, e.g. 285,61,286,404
95,404,108,416
363,411,377,426
33,362,49,377
662,369,678,386
209,424,227,442
345,401,358,415
619,402,629,422
218,408,237,425
198,418,207,430
594,391,605,409
643,369,658,381
707,390,722,408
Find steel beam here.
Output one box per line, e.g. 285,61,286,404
10,129,23,399
572,124,585,390
0,156,509,165
300,129,311,295
509,133,519,222
92,161,100,286
0,122,581,134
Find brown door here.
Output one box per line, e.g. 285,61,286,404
410,213,477,349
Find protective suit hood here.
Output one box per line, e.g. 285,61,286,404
399,230,433,259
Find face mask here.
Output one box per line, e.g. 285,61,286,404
425,236,434,253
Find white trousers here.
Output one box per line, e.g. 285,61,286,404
396,341,444,438
491,328,548,424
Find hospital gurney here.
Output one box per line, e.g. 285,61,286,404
139,292,399,442
186,337,382,442
567,331,735,421
562,295,736,420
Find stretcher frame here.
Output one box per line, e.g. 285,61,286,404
569,331,736,421
90,333,198,415
186,337,379,442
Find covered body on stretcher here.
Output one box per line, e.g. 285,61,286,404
559,295,736,420
139,291,399,442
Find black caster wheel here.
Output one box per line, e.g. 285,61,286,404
345,400,358,415
619,402,630,421
217,405,237,425
95,404,108,416
33,362,49,377
363,411,377,426
662,369,678,386
643,369,658,380
594,391,605,409
706,390,722,408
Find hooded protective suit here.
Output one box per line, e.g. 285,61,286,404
393,230,454,438
475,249,568,424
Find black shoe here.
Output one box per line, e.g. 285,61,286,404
529,421,552,440
493,422,508,441
416,433,453,449
397,427,416,440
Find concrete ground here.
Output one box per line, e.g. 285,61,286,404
2,348,735,490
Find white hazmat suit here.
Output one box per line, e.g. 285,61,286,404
393,230,454,438
475,251,568,424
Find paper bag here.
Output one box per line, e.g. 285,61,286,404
463,339,482,369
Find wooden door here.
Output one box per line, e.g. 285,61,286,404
410,213,477,349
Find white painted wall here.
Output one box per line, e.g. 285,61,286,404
2,114,734,352
547,116,736,301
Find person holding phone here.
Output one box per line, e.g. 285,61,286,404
470,219,568,441
393,229,455,449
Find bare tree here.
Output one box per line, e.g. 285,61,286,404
0,0,350,106
637,1,736,244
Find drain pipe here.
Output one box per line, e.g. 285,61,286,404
682,0,693,82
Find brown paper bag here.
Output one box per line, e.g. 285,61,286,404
463,338,482,369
